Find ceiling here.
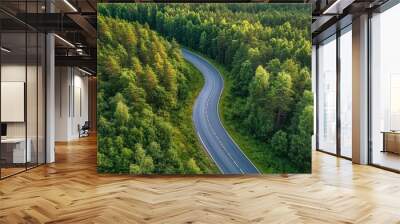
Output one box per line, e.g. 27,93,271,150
2,0,394,72
309,0,390,43
0,0,97,74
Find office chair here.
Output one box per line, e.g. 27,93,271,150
79,121,90,138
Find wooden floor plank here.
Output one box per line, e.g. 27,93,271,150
0,135,399,223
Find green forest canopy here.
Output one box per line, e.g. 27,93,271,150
98,3,313,173
97,15,218,174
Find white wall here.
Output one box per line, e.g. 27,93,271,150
55,67,89,141
1,64,40,137
1,64,25,81
1,64,26,139
55,66,70,141
1,63,46,164
72,72,89,138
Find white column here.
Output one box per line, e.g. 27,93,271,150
46,32,55,163
352,14,369,164
45,0,55,163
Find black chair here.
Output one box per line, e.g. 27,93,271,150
79,121,90,138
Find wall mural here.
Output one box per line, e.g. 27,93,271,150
97,3,312,174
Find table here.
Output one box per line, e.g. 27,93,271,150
381,131,400,154
1,138,31,164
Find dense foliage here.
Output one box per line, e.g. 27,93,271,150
97,15,218,174
99,3,313,173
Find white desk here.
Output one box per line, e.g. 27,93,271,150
382,131,400,154
1,138,31,163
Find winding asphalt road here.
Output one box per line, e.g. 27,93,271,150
182,49,260,174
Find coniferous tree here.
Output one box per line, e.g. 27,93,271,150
98,4,312,173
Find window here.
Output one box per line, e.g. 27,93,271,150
370,3,400,171
317,35,337,154
340,26,352,158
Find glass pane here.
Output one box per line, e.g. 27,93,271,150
371,4,400,171
1,30,27,177
340,27,352,158
27,31,38,169
0,1,46,178
318,35,337,154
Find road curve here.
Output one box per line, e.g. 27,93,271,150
182,49,260,174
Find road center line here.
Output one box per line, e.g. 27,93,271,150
202,61,244,174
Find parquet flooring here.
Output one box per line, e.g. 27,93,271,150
1,135,400,223
0,167,26,178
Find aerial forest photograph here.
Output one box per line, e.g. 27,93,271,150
97,3,312,174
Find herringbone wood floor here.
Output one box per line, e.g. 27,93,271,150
0,135,400,224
